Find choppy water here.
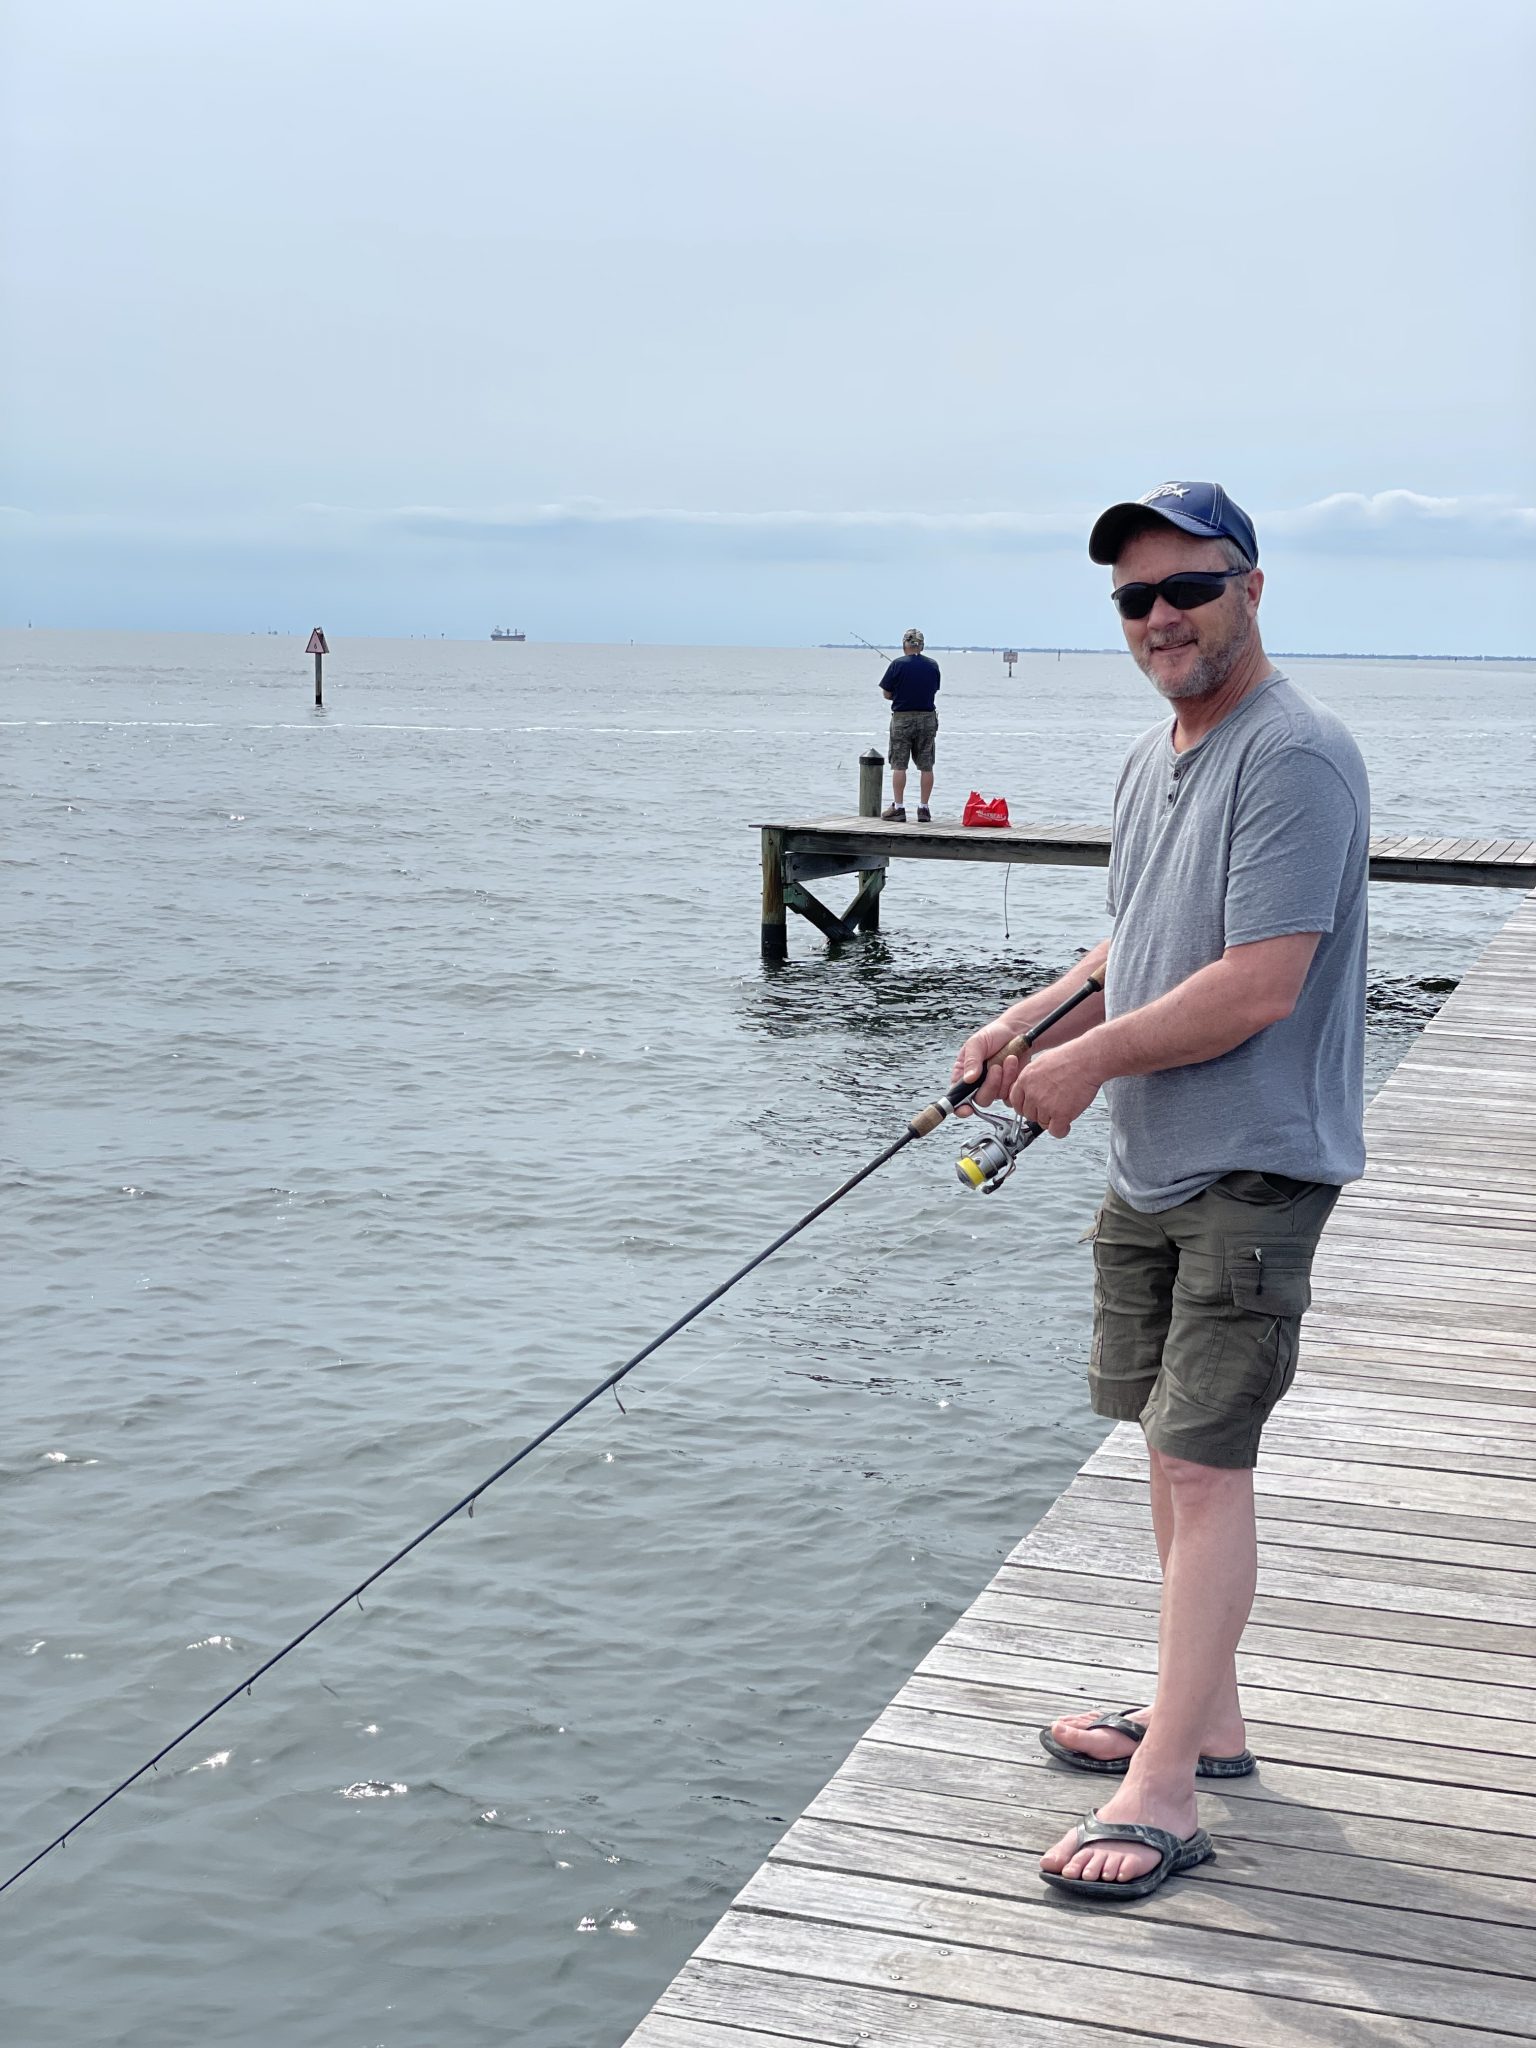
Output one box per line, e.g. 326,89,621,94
3,632,1531,2046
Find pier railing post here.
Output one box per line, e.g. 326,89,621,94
761,827,787,963
858,748,884,819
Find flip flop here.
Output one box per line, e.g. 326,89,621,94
1039,1705,1256,1779
1040,1811,1214,1902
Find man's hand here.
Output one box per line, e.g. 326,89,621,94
1008,1038,1106,1138
950,1017,1029,1114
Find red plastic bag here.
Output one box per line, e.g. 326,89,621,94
962,791,1011,828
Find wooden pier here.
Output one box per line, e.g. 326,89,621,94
631,886,1536,2045
760,761,1536,955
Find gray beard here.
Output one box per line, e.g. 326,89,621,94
1136,610,1252,701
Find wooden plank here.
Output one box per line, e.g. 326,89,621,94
1077,1444,1536,1535
1064,1460,1536,1553
869,1703,1536,1834
773,1817,1536,1974
731,1864,1536,2036
970,1587,1536,1688
940,1615,1536,1721
1057,1477,1536,1568
627,2017,820,2048
841,1736,1536,1874
997,1560,1536,1657
803,1777,1536,1928
897,1670,1536,1790
688,1916,1522,2048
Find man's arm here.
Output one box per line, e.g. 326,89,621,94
1011,931,1320,1137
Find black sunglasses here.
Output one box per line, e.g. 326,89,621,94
1110,568,1248,620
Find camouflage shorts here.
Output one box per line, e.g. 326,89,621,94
1087,1171,1340,1469
888,709,938,771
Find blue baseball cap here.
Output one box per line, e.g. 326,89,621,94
1089,481,1259,566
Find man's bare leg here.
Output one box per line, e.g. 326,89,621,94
919,768,934,809
890,767,907,808
1043,1446,1178,1763
1041,1451,1255,1884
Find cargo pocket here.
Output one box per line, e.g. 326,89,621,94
1228,1242,1313,1318
1223,1240,1312,1412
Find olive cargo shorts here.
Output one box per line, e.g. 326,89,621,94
888,709,938,772
1088,1172,1340,1469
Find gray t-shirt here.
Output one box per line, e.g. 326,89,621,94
1103,671,1369,1212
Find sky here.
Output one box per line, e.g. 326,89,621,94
2,0,1532,652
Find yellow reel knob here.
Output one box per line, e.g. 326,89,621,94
956,1154,987,1189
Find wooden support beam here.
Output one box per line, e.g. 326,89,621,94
845,867,885,934
783,879,856,944
760,827,787,962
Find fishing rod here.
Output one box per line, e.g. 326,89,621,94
849,629,892,660
3,968,1103,1898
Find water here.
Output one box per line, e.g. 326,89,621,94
3,633,1530,2046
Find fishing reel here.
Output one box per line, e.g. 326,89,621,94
955,1107,1044,1193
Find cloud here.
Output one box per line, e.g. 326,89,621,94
338,489,1536,562
6,488,1533,569
1263,490,1536,556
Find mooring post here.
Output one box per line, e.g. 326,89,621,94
854,748,886,932
761,826,787,963
858,748,884,819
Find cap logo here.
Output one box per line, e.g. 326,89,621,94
1140,483,1190,502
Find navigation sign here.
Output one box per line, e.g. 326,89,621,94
306,629,328,656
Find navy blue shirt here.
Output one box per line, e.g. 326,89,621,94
880,653,941,712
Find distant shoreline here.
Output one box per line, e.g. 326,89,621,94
2,626,1529,664
820,644,1535,664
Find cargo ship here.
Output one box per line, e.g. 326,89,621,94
490,627,526,642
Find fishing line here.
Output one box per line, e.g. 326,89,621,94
3,972,1102,1897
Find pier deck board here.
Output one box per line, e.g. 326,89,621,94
626,887,1536,2047
769,816,1536,888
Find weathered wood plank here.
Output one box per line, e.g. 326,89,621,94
1015,1505,1536,1617
802,1778,1536,1928
941,1614,1536,1721
897,1670,1536,1791
1075,1445,1536,1537
686,1917,1522,2048
969,1586,1536,1687
868,1704,1536,1834
731,1864,1536,2036
772,1817,1536,1974
841,1737,1536,1875
1045,1480,1536,1572
997,1560,1536,1658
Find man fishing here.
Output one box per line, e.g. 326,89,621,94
953,481,1369,1901
878,627,941,822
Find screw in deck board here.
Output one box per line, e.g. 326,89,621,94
760,825,787,962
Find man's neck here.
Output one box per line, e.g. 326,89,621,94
1170,638,1275,751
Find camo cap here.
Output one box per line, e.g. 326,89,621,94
1089,482,1259,566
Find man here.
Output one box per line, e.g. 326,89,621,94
879,628,940,822
952,481,1369,1901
